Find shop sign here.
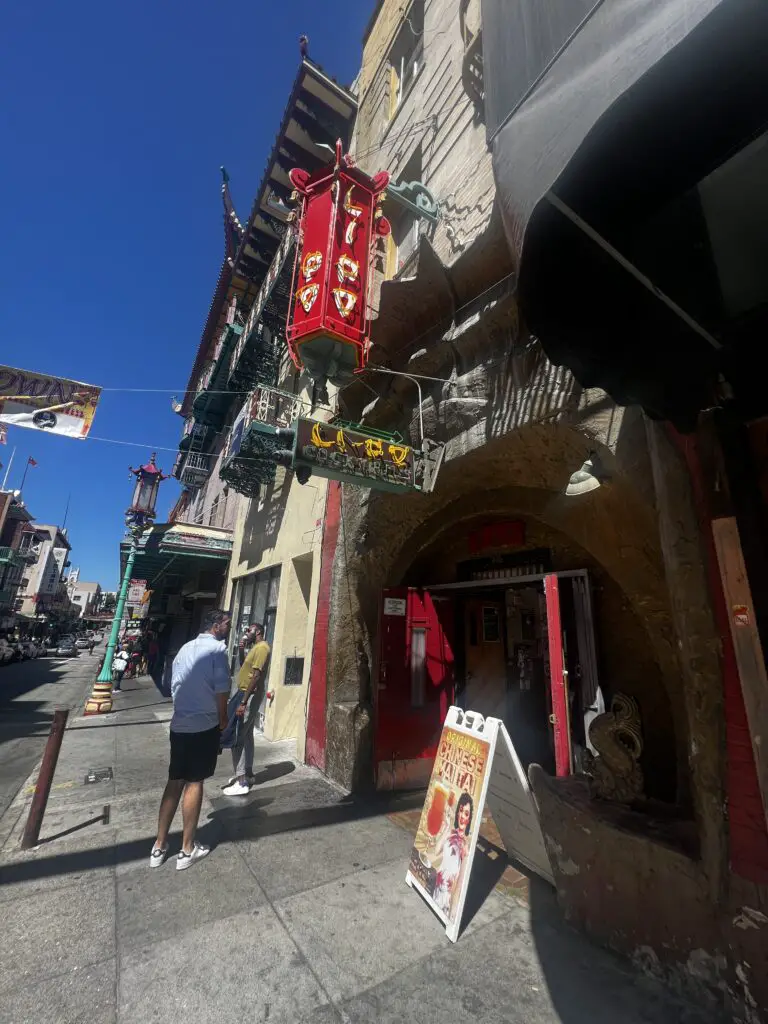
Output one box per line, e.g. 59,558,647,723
286,143,390,383
733,604,750,627
127,579,147,605
383,597,407,616
292,418,420,493
406,706,554,942
162,531,233,553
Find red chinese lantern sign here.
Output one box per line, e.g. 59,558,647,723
287,141,390,385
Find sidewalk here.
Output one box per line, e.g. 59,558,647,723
0,676,721,1024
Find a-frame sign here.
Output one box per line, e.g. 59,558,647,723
406,706,555,942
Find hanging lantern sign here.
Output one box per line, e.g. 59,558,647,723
286,141,390,386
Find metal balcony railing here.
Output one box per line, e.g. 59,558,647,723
0,547,23,569
179,451,211,488
249,385,304,431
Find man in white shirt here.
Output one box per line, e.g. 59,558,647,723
112,647,129,692
149,608,231,871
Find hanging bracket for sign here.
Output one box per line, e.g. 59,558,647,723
406,706,554,942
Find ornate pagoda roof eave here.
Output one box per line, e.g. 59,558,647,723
229,58,357,283
181,59,356,421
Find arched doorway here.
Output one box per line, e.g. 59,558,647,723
324,422,689,809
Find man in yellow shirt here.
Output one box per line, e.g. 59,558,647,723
222,623,271,796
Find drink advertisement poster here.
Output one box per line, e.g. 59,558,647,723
407,711,493,942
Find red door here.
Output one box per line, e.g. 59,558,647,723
375,588,455,790
544,574,573,776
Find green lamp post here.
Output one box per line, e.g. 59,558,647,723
84,454,167,715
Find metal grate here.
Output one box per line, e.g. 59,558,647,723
283,657,304,686
84,767,113,785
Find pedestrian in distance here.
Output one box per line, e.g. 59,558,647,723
88,638,96,656
223,622,271,797
130,647,142,678
150,609,232,871
112,647,129,692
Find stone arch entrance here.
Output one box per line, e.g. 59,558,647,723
324,420,690,808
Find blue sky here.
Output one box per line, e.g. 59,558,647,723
0,1,372,588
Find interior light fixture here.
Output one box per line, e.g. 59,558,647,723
564,452,607,496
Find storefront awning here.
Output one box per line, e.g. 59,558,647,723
483,0,768,428
120,522,233,589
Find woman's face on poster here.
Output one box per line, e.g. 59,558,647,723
458,800,471,833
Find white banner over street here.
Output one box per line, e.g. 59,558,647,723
0,364,101,439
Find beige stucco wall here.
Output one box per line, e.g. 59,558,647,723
225,450,329,758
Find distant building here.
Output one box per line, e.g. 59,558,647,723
68,580,102,619
16,524,72,620
0,492,36,629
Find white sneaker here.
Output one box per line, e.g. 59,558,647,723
149,845,168,868
223,774,255,788
222,780,251,797
176,842,210,871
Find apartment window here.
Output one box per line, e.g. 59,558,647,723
231,566,282,655
388,1,425,121
386,147,424,278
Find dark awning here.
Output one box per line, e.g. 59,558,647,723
483,0,768,428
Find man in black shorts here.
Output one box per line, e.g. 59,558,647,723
149,609,231,870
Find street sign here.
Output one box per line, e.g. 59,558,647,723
127,580,146,604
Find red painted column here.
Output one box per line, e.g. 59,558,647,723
305,481,342,771
672,430,768,883
545,574,572,777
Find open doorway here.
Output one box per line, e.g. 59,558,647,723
375,570,602,788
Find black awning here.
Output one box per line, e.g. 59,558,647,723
484,0,768,428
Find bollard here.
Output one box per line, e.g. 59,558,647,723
21,707,69,849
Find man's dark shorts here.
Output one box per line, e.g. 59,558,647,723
169,726,220,782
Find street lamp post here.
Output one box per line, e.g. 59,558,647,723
84,454,167,716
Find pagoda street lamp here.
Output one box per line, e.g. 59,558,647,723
84,454,167,716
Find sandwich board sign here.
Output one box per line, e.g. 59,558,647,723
406,706,554,942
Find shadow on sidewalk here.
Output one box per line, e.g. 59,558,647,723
0,781,427,888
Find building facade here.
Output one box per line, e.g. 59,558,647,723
0,491,34,628
481,0,768,1018
300,2,768,1020
16,523,73,622
68,579,102,619
145,58,358,759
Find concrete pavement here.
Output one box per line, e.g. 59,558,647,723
0,676,724,1024
0,651,97,830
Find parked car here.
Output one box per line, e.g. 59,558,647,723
8,640,26,662
0,639,15,665
56,641,79,657
20,640,40,659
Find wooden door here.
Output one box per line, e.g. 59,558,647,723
375,588,455,790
